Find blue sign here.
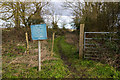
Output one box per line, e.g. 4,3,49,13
31,24,47,40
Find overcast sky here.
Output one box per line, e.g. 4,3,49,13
44,2,75,29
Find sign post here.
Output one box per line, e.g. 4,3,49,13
31,24,47,71
38,41,41,71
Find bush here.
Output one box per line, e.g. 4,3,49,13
96,33,120,70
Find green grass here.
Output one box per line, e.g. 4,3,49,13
2,36,120,78
2,59,70,78
53,36,120,78
18,59,70,78
2,40,70,78
16,46,26,53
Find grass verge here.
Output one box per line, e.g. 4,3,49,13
54,36,120,78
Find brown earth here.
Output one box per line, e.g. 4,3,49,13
2,28,57,69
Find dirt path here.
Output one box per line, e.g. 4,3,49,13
56,37,85,78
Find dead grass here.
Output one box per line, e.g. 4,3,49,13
2,33,59,70
5,54,59,68
65,32,79,49
2,28,59,74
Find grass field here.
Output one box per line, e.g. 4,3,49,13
2,34,120,78
2,38,70,78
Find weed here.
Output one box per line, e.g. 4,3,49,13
3,53,17,57
53,36,120,78
16,46,26,53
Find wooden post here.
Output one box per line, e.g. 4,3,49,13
25,32,29,54
38,41,41,71
79,24,85,59
51,32,55,56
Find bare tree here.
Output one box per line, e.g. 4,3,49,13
0,2,49,29
45,2,62,31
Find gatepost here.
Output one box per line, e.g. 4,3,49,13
79,24,85,59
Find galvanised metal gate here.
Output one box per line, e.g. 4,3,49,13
83,32,117,60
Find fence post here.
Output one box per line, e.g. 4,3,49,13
51,32,55,56
79,24,85,59
25,32,29,54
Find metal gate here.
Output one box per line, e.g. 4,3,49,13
83,32,117,60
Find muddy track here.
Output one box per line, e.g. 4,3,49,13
56,38,84,78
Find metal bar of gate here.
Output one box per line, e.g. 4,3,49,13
84,32,118,50
83,31,118,59
84,32,117,34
